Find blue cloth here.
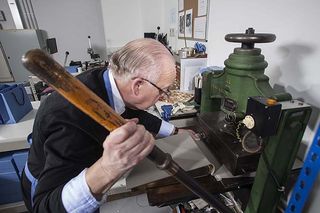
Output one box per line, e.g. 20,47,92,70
24,134,36,206
65,66,80,74
161,105,173,121
194,42,206,53
24,162,38,207
102,70,115,109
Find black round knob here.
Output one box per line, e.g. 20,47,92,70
225,28,276,49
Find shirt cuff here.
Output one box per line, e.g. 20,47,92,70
62,169,102,212
156,120,175,138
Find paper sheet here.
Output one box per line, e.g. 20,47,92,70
185,9,193,38
179,11,185,37
154,101,196,119
198,0,208,16
194,16,206,40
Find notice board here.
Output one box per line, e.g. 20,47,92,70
178,0,209,41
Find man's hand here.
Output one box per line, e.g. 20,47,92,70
85,121,154,199
177,128,201,141
101,121,154,178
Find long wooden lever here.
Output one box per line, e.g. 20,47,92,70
22,49,232,213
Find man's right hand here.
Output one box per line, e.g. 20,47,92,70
85,121,155,199
101,121,155,177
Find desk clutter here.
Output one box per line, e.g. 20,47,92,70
159,89,194,103
156,90,197,120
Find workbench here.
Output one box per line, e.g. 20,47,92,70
0,101,39,213
0,102,39,153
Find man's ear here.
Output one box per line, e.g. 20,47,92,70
131,78,143,96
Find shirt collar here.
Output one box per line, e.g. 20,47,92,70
106,70,126,114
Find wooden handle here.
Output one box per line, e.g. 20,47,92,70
22,49,125,131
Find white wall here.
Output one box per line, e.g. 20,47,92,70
100,0,165,55
162,0,178,51
31,0,107,65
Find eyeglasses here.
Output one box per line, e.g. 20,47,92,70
139,78,171,98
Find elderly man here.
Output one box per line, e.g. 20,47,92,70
21,38,179,212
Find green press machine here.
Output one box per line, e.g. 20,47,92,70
197,28,312,212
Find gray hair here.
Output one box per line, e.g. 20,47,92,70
109,38,174,82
